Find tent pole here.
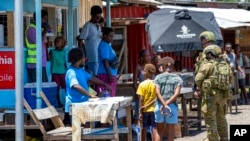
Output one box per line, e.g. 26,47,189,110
15,0,24,140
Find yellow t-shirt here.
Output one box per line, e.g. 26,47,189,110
136,79,156,112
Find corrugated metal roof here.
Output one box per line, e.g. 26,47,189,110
102,0,162,6
158,5,250,29
119,0,162,5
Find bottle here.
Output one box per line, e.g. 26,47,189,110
103,89,110,98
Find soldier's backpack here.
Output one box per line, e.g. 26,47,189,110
209,56,233,90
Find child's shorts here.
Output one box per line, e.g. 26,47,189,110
142,112,156,128
154,103,178,124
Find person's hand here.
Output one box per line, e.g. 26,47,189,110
90,95,98,98
194,91,200,99
44,24,51,32
105,85,112,93
160,104,171,115
139,107,144,113
138,113,143,122
241,72,246,78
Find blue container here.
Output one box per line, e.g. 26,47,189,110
24,82,58,109
103,90,110,98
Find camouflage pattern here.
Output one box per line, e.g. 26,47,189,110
204,45,222,56
195,58,229,141
199,31,216,42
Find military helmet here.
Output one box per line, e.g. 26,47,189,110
199,31,216,42
204,44,222,56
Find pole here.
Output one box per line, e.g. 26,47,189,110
106,0,111,27
15,0,24,140
68,0,74,49
35,0,42,108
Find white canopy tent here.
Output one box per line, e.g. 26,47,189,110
158,5,250,29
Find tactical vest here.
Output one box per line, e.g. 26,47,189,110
25,23,36,64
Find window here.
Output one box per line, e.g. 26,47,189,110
0,14,7,46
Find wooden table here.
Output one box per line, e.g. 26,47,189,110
179,87,201,136
116,82,135,99
72,96,133,141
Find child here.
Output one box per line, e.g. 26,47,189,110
64,48,111,126
154,57,183,141
136,64,157,141
133,49,151,126
49,36,67,107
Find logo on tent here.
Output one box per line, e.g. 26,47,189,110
157,45,163,52
176,25,196,39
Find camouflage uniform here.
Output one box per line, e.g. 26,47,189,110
194,31,216,81
195,45,232,141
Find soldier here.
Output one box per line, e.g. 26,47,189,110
193,31,217,97
195,44,233,141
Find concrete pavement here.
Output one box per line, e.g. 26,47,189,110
175,104,250,141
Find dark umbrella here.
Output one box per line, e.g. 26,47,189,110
146,9,223,53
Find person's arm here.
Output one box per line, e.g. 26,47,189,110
48,49,52,61
26,27,36,44
137,95,143,122
90,76,111,92
237,59,245,77
68,69,95,98
165,85,181,106
133,65,140,92
140,98,156,110
243,54,248,68
72,84,95,98
194,62,213,97
155,85,165,106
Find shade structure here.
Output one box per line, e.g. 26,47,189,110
146,9,223,52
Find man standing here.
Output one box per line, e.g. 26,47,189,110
79,5,103,76
224,42,237,71
193,31,216,97
195,45,233,141
235,45,248,104
25,9,50,82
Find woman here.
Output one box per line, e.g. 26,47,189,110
96,27,118,97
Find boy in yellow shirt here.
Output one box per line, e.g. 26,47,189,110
136,63,157,141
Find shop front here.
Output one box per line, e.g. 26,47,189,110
0,0,78,108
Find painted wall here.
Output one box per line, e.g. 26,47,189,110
0,0,78,12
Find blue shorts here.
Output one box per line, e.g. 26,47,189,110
154,103,178,124
86,62,99,76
